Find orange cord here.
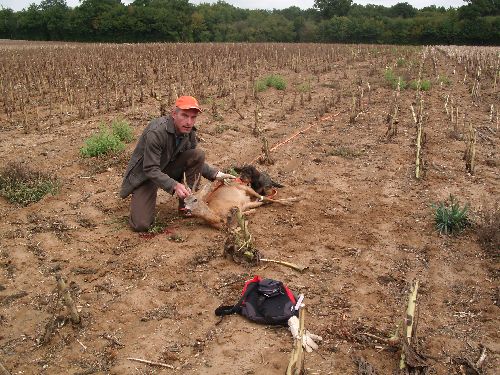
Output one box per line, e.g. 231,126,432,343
250,111,341,164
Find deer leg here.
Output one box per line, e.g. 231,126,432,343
241,201,265,211
242,209,257,215
231,183,297,205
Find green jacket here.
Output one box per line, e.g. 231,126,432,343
119,116,217,198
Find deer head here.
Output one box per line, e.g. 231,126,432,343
183,183,225,228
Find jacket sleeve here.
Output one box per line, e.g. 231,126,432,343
202,163,218,181
142,130,177,193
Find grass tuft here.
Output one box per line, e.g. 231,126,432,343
409,79,431,91
432,195,470,235
297,82,311,93
80,120,133,158
384,68,406,90
438,75,451,86
148,217,167,234
112,119,134,143
0,163,59,206
255,74,287,92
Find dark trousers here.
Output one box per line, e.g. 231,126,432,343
129,148,205,232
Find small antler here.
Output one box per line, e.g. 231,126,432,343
183,172,201,192
192,173,201,192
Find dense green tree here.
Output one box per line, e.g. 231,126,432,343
314,0,353,18
318,16,351,41
190,11,210,42
390,2,417,18
0,0,498,45
349,16,383,42
0,8,16,38
459,0,500,18
275,6,312,41
348,4,389,18
196,1,247,41
70,0,126,40
39,0,70,39
16,4,46,39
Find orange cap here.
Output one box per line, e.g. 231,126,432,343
175,96,201,112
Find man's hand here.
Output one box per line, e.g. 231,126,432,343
173,183,191,199
288,316,323,353
215,171,237,181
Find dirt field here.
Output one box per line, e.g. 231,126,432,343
0,42,498,375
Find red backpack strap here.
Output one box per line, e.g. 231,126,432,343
215,276,261,317
283,286,296,305
241,275,261,295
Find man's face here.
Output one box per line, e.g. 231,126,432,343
172,108,199,134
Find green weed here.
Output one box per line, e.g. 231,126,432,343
148,217,167,234
168,233,185,242
409,79,431,91
80,126,125,157
81,120,133,158
396,57,406,67
296,82,311,93
438,75,451,86
432,195,470,235
255,74,287,92
384,68,406,90
0,163,59,206
225,167,239,177
255,79,268,92
111,119,134,143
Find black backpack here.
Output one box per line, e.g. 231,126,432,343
215,276,299,325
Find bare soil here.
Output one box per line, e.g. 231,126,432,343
0,42,498,375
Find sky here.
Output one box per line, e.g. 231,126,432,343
0,0,466,12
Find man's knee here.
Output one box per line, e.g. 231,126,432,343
186,148,205,165
129,216,153,232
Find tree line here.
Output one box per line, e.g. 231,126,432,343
0,0,498,45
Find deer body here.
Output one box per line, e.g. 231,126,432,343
184,181,295,229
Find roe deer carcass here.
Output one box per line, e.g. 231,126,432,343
183,179,296,229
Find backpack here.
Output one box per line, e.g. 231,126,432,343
215,276,299,325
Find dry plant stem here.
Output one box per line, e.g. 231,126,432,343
386,77,401,138
464,122,476,174
361,332,399,347
55,275,80,324
414,97,424,179
236,210,251,243
127,357,174,369
286,305,305,375
410,104,417,124
0,360,11,375
415,122,423,179
400,280,419,370
475,345,487,368
235,108,245,120
259,258,308,272
260,136,274,165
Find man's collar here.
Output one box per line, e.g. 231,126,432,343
166,116,176,134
